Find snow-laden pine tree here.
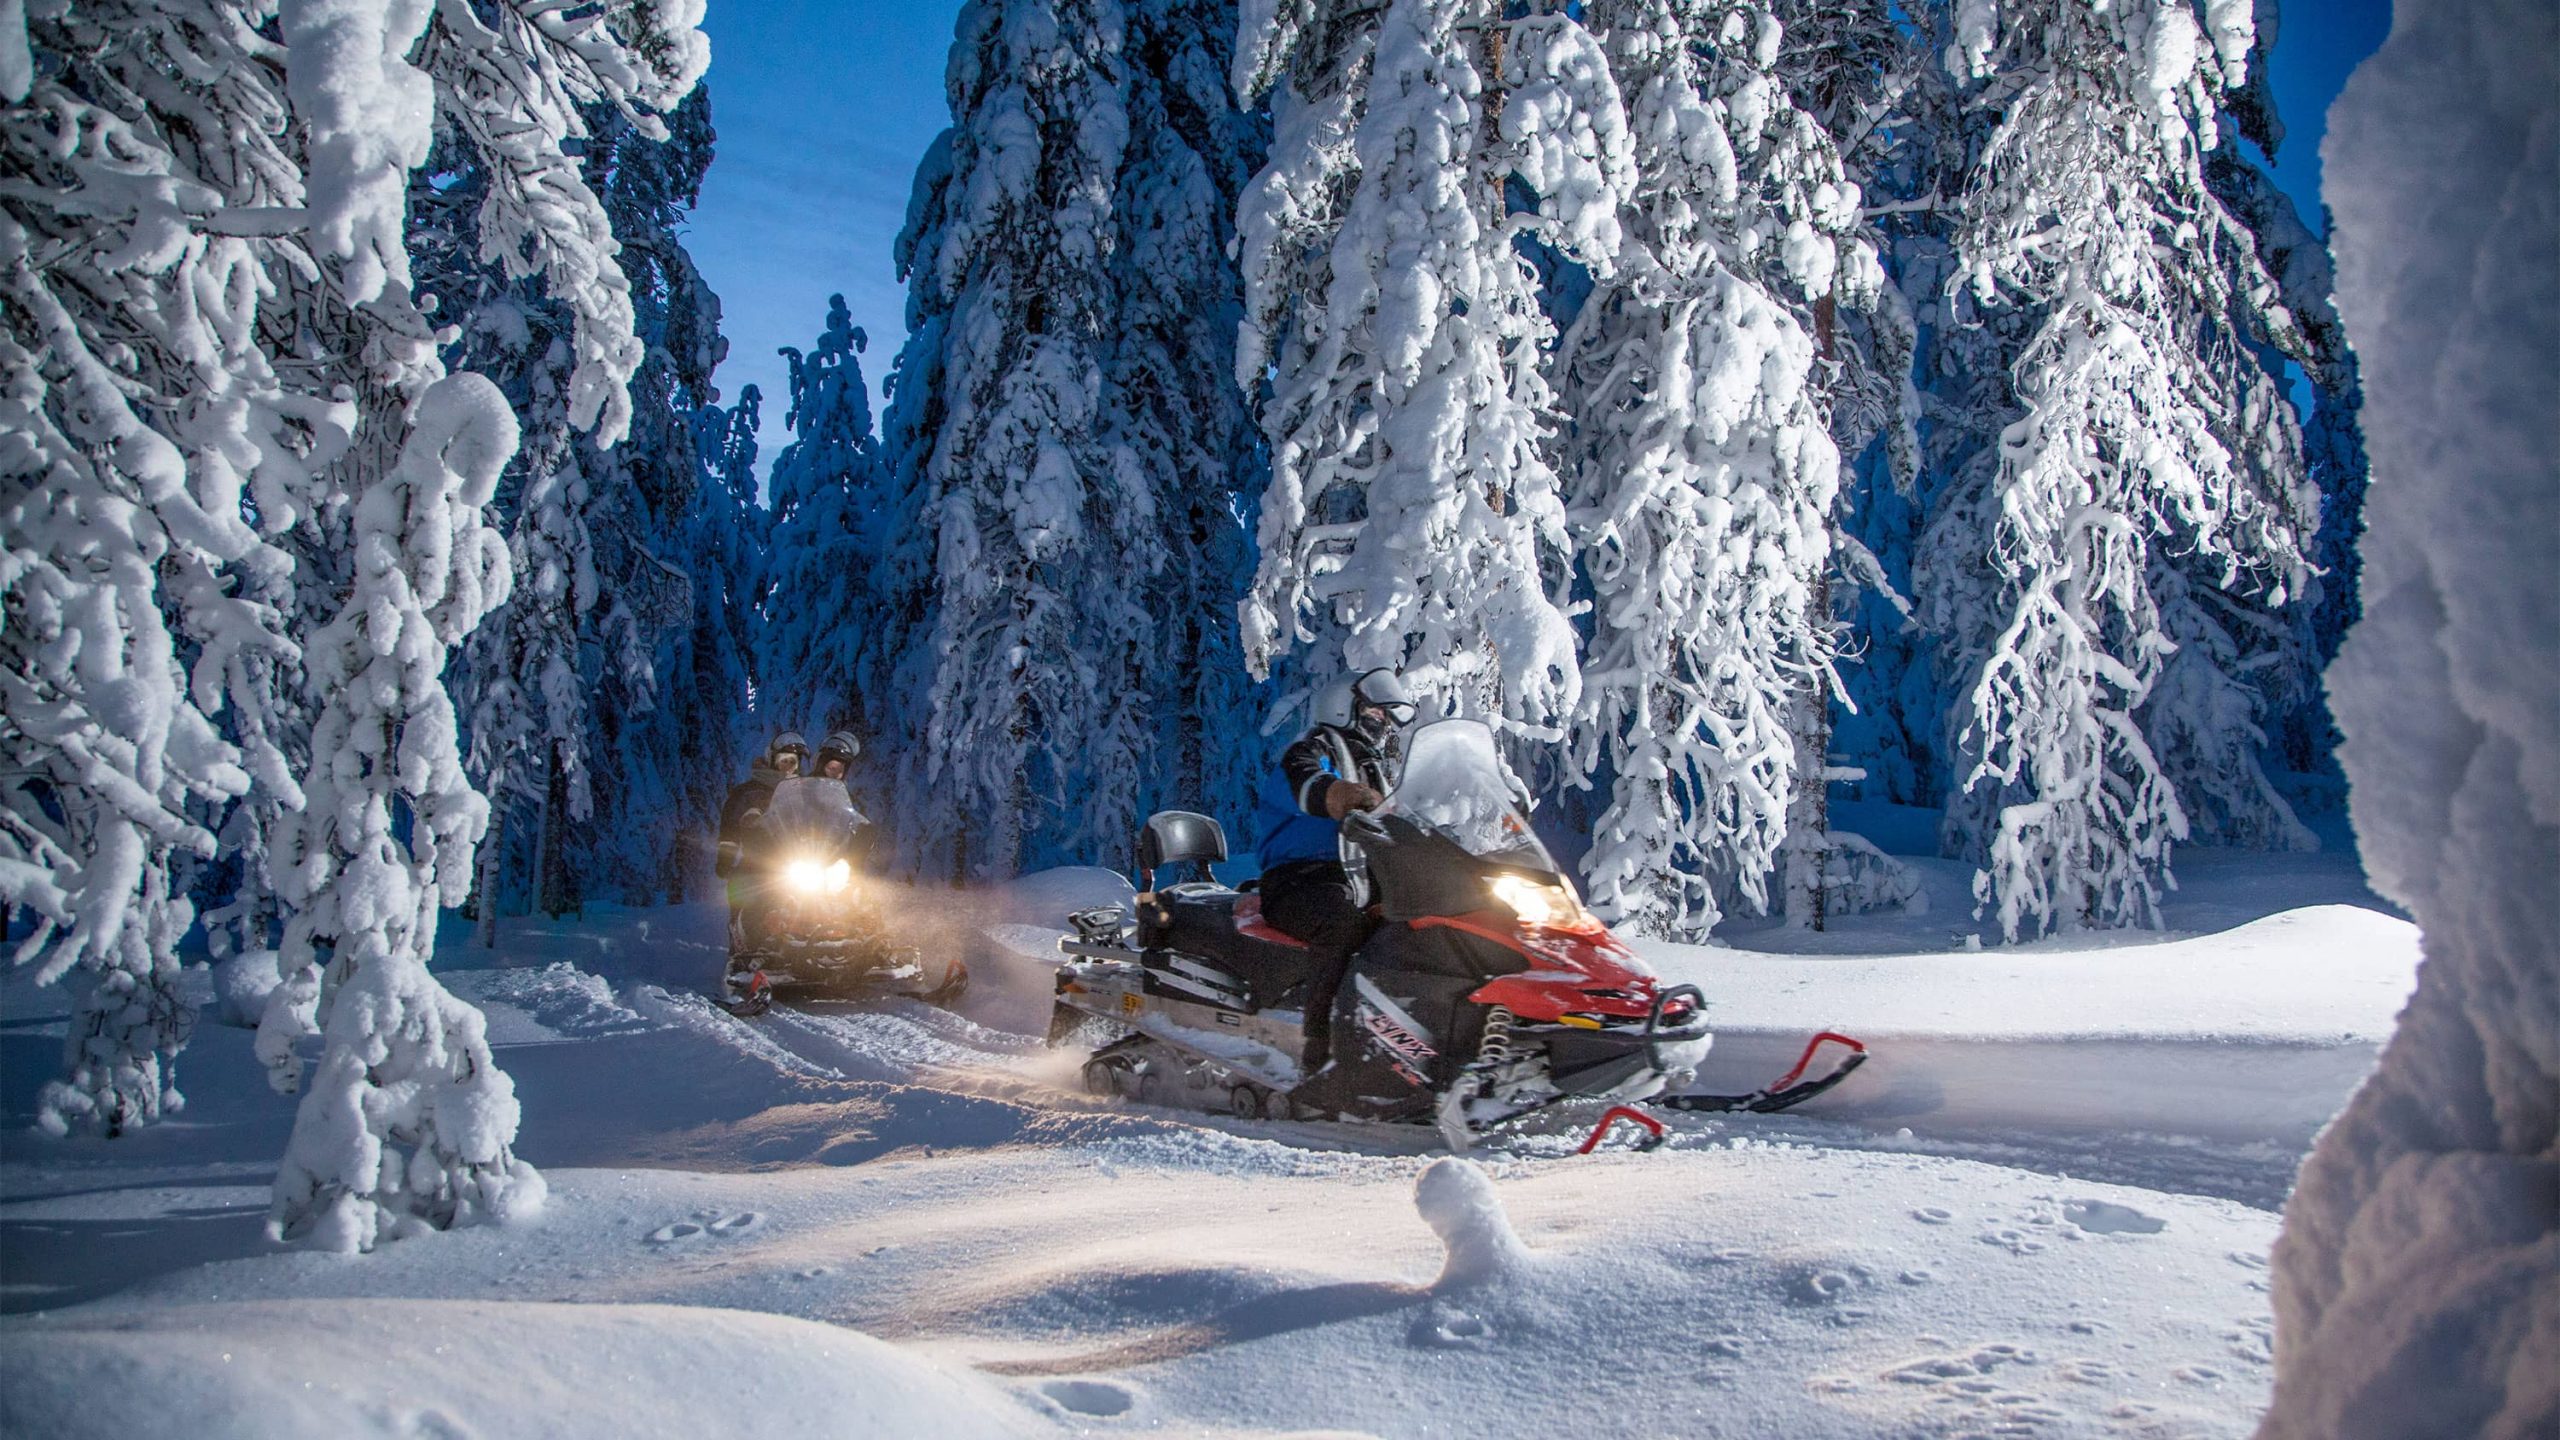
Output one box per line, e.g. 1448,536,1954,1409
0,0,352,1135
1234,0,1615,739
760,296,889,746
886,0,1159,879
1113,0,1266,831
251,0,708,1249
1916,0,2319,939
1556,0,1884,938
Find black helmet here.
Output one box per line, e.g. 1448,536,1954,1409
769,731,810,769
817,730,860,766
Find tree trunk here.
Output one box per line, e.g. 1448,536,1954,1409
475,808,503,948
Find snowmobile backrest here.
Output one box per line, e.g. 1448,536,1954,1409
1138,810,1226,889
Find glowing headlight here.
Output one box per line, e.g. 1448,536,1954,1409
784,856,854,894
1488,873,1585,928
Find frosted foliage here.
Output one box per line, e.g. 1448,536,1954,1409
889,0,1205,877
2,0,336,1135
2262,4,2559,1435
1559,0,1865,938
1923,0,2317,940
286,0,707,445
1235,0,1597,735
260,376,539,1252
1111,0,1264,829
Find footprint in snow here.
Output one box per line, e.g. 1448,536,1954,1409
1409,1300,1493,1349
1039,1378,1136,1418
644,1211,761,1245
2063,1199,2166,1236
1912,1206,1955,1225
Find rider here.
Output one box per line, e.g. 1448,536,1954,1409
815,731,859,782
1254,668,1415,1073
718,732,808,962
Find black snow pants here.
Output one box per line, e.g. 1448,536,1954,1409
1258,859,1377,1071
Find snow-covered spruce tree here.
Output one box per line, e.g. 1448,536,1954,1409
2261,2,2557,1430
2203,142,2369,797
648,390,765,898
1234,0,1606,742
578,90,729,902
0,0,350,1134
1917,0,2319,939
760,295,889,747
886,0,1158,880
1556,0,1883,938
427,84,720,919
1113,0,1266,831
255,0,707,1249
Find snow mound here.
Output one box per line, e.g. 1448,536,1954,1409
1416,1158,1532,1289
0,1299,1057,1439
992,867,1134,928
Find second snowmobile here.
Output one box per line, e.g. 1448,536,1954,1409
1048,720,1865,1148
720,776,966,1016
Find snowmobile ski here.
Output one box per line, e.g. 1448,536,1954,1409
1654,1031,1868,1115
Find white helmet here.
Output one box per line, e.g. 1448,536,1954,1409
1318,668,1416,739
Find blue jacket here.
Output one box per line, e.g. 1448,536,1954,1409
1255,725,1390,871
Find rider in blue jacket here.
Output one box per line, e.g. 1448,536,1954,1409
1252,668,1414,1072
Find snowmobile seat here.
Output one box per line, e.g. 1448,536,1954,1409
1138,810,1226,889
1157,889,1319,1012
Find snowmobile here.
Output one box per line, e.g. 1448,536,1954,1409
1047,719,1867,1149
718,776,966,1017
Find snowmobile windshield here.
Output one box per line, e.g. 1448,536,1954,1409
1372,721,1558,875
761,776,867,851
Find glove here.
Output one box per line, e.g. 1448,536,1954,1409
1324,781,1384,821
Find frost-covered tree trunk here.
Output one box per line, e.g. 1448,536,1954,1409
1234,0,1592,734
1558,0,1879,937
262,375,542,1250
2259,4,2558,1432
887,0,1157,879
1920,0,2318,940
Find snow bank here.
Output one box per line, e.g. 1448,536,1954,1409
1649,903,2420,1043
2260,2,2560,1436
0,1299,1055,1439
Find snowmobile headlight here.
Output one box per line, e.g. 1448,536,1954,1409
1487,873,1587,929
784,856,852,895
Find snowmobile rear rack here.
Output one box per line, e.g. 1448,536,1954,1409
1655,1031,1868,1115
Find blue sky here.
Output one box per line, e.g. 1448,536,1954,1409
681,2,2394,482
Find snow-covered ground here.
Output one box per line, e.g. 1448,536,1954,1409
0,849,2417,1438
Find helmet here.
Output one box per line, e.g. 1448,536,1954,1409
817,730,860,766
768,731,810,770
1318,668,1416,739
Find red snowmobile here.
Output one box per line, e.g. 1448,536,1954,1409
1048,720,1865,1148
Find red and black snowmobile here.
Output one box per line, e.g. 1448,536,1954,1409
1047,720,1865,1149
